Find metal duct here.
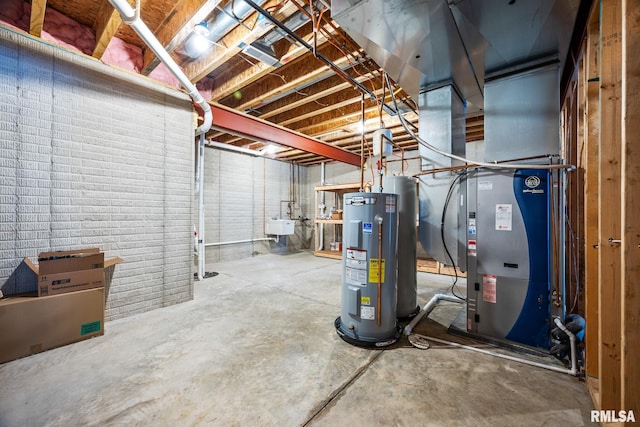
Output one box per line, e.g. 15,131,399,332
417,85,466,267
332,0,581,112
208,0,268,43
484,64,560,162
183,0,268,58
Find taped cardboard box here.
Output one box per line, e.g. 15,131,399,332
21,249,121,297
0,287,105,364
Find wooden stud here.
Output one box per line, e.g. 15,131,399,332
598,0,623,411
621,0,640,415
92,2,122,59
29,0,47,38
584,9,601,380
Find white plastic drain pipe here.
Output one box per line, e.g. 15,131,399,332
405,294,578,376
418,329,577,376
404,293,463,335
108,0,212,136
196,134,206,281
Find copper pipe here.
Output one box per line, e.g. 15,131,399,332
377,218,383,327
360,93,365,191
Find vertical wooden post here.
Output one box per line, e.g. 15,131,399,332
621,0,640,415
598,0,623,411
584,7,601,381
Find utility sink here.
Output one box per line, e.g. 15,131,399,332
265,218,295,235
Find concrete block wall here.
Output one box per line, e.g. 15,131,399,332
0,28,195,320
202,148,311,265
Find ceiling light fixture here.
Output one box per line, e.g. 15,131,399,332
194,21,209,36
184,21,211,58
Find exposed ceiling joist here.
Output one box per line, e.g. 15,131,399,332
140,0,223,74
92,2,121,58
29,0,47,37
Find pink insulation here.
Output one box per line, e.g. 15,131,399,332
196,77,214,101
101,37,143,73
0,0,30,31
148,62,181,89
0,0,210,95
41,7,96,55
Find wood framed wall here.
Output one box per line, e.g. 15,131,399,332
563,0,640,418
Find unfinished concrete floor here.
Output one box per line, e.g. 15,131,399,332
0,251,594,426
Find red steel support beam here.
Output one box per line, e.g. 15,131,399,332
208,103,361,166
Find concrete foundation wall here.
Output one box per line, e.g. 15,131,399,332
0,28,195,320
203,149,312,264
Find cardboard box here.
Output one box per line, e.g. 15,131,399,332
34,249,105,297
39,251,104,275
0,288,105,364
38,268,105,297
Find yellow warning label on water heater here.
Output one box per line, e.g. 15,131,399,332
368,259,385,283
361,296,371,305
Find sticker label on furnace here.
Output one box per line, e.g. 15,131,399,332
482,274,497,303
495,204,512,231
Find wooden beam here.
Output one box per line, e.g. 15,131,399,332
222,44,361,111
621,0,640,415
209,22,338,101
276,88,384,127
92,1,121,59
584,7,601,381
256,70,376,119
29,0,47,38
598,0,623,411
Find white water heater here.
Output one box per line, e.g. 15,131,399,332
335,192,399,347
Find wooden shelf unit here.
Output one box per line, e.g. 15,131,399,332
313,183,360,259
313,183,465,278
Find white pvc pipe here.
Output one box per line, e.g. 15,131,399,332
207,141,265,157
205,237,277,246
318,162,325,251
404,293,463,335
197,134,205,281
404,294,578,376
553,317,578,376
108,0,212,136
419,334,577,376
